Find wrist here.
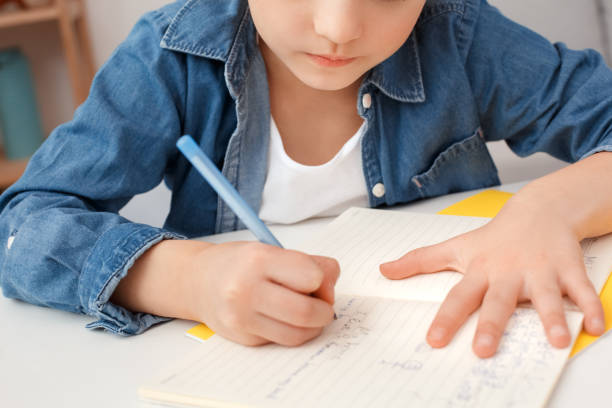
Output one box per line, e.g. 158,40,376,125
112,239,213,320
516,176,586,240
174,240,216,322
517,152,612,240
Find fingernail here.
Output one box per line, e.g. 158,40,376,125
429,327,447,342
590,317,605,333
549,325,568,339
475,333,495,349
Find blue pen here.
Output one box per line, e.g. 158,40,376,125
177,135,283,248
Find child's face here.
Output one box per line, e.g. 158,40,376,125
249,0,426,91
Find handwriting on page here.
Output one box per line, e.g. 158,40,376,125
581,235,612,293
145,295,581,408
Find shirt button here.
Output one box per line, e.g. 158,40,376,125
362,93,372,109
7,235,15,250
372,183,386,198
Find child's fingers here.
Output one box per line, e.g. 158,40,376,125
264,249,326,294
248,312,323,347
310,255,340,305
427,273,488,348
528,271,571,348
252,280,335,328
473,279,520,358
561,267,605,335
379,239,459,280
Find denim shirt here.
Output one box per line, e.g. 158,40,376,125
1,0,611,335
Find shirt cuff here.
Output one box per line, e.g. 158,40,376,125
579,143,612,160
79,222,186,335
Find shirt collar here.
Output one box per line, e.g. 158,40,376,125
367,34,426,103
160,0,248,62
160,0,426,103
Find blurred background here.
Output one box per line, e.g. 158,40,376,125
0,0,610,227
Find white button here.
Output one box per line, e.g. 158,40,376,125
7,235,15,250
372,183,386,198
362,93,372,109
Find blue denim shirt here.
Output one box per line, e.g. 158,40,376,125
1,0,611,335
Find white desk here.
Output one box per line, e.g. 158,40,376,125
2,183,611,407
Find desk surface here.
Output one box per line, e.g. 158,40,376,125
2,183,611,408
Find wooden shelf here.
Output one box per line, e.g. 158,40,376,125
0,0,93,107
0,1,80,29
0,156,28,189
0,6,57,28
0,0,94,188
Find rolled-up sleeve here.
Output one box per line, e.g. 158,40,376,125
0,9,188,335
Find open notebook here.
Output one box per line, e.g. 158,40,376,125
140,207,612,408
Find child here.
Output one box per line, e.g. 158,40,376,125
1,0,611,359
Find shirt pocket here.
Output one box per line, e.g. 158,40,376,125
412,127,500,199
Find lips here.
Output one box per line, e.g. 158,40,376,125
306,53,356,67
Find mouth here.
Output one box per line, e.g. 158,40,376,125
306,53,357,67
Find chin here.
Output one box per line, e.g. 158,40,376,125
295,69,362,91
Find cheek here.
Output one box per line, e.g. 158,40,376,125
367,19,417,59
249,1,311,52
368,1,424,58
257,21,308,58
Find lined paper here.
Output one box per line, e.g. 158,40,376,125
298,208,488,303
299,208,612,304
141,295,582,408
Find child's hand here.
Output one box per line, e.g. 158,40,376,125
186,242,339,347
379,196,606,358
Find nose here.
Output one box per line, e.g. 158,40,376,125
313,0,363,46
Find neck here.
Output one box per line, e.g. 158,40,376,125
259,41,362,119
258,40,366,165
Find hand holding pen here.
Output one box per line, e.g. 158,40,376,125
176,135,338,346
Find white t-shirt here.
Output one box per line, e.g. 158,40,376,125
259,117,369,224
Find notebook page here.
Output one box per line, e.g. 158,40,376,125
298,208,612,304
298,208,488,302
581,234,612,293
141,295,581,408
